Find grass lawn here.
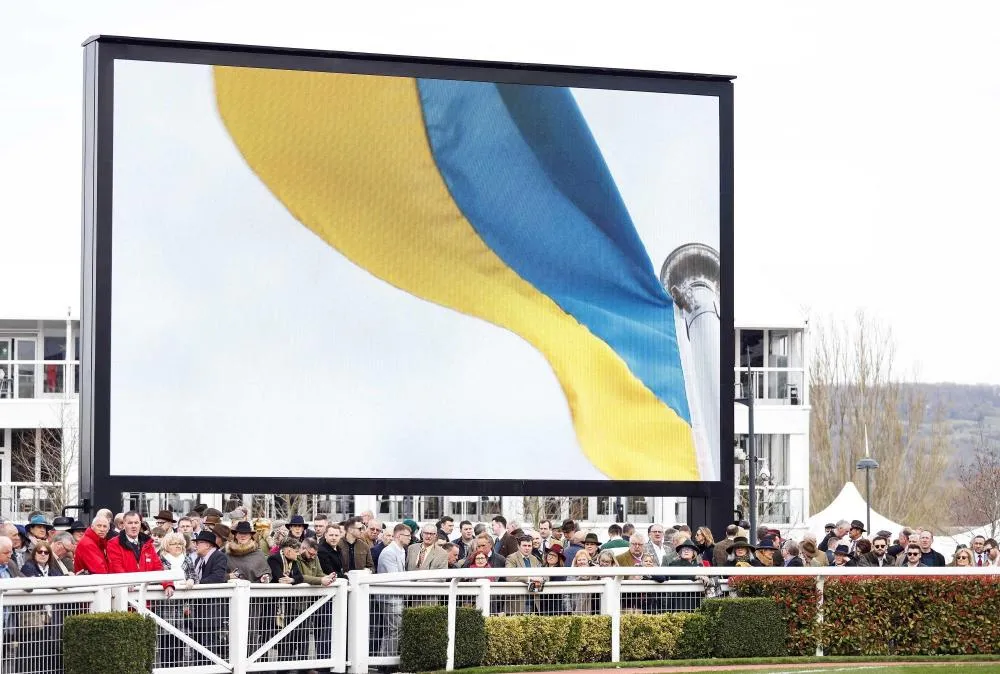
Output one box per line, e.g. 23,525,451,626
444,657,1000,674
748,662,1000,674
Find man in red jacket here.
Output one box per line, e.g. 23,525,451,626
74,515,112,575
106,511,174,596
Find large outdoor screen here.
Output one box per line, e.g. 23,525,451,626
81,37,733,500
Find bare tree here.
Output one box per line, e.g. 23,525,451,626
809,311,954,527
10,403,79,516
951,423,1000,537
522,496,590,527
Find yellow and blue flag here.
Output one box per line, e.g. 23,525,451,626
213,66,701,480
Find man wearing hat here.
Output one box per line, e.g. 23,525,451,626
832,543,857,567
192,530,228,658
226,521,270,582
69,520,88,544
154,510,177,532
193,530,228,583
847,520,866,554
51,516,74,533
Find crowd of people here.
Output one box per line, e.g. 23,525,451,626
2,506,996,673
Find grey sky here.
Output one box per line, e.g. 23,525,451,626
107,61,716,479
2,2,999,388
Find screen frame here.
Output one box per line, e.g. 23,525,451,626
81,35,735,507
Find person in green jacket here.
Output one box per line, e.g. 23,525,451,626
298,538,337,663
600,524,629,551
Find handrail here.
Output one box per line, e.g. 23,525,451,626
0,568,183,592
353,563,1000,585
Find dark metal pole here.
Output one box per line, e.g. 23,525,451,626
746,350,757,542
865,469,872,535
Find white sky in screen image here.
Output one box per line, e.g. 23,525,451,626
107,61,719,479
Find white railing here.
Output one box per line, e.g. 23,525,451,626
3,565,999,674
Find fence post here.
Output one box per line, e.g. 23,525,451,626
332,580,349,673
446,578,459,671
476,578,491,617
229,580,251,674
347,571,371,674
815,574,825,657
0,592,5,674
110,586,128,612
92,586,112,612
602,576,622,663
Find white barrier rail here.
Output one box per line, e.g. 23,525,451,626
3,565,999,674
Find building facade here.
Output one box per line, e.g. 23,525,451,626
0,315,809,532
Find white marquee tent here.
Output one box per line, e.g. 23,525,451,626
804,481,961,559
805,481,903,540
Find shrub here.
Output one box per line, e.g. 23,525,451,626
730,575,818,654
821,576,1000,656
700,597,786,658
733,575,1000,657
399,605,485,671
63,612,157,674
674,612,713,659
484,615,611,666
620,612,689,661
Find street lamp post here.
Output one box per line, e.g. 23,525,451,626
856,456,879,535
734,349,757,539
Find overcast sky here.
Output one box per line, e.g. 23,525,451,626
2,2,999,384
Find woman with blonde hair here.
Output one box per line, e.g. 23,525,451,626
564,549,596,614
949,547,974,567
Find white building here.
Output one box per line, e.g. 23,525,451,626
0,315,809,532
0,314,80,518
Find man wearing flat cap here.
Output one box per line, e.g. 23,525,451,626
847,520,866,554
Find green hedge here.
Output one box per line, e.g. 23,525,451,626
731,576,1000,656
674,612,713,659
484,615,611,666
729,575,819,654
700,597,786,658
64,612,157,674
399,602,786,669
400,606,486,672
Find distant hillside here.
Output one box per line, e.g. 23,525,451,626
898,383,1000,467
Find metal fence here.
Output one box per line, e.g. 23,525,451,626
3,565,999,673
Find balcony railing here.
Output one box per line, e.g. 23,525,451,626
735,368,806,405
0,359,80,398
736,485,805,526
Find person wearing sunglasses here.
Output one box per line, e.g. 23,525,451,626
858,535,893,567
901,543,926,568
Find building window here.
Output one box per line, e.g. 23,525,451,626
43,336,66,393
16,339,35,399
627,496,648,516
739,330,764,367
597,496,611,516
11,429,62,483
74,336,80,394
419,496,442,521
568,497,589,521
